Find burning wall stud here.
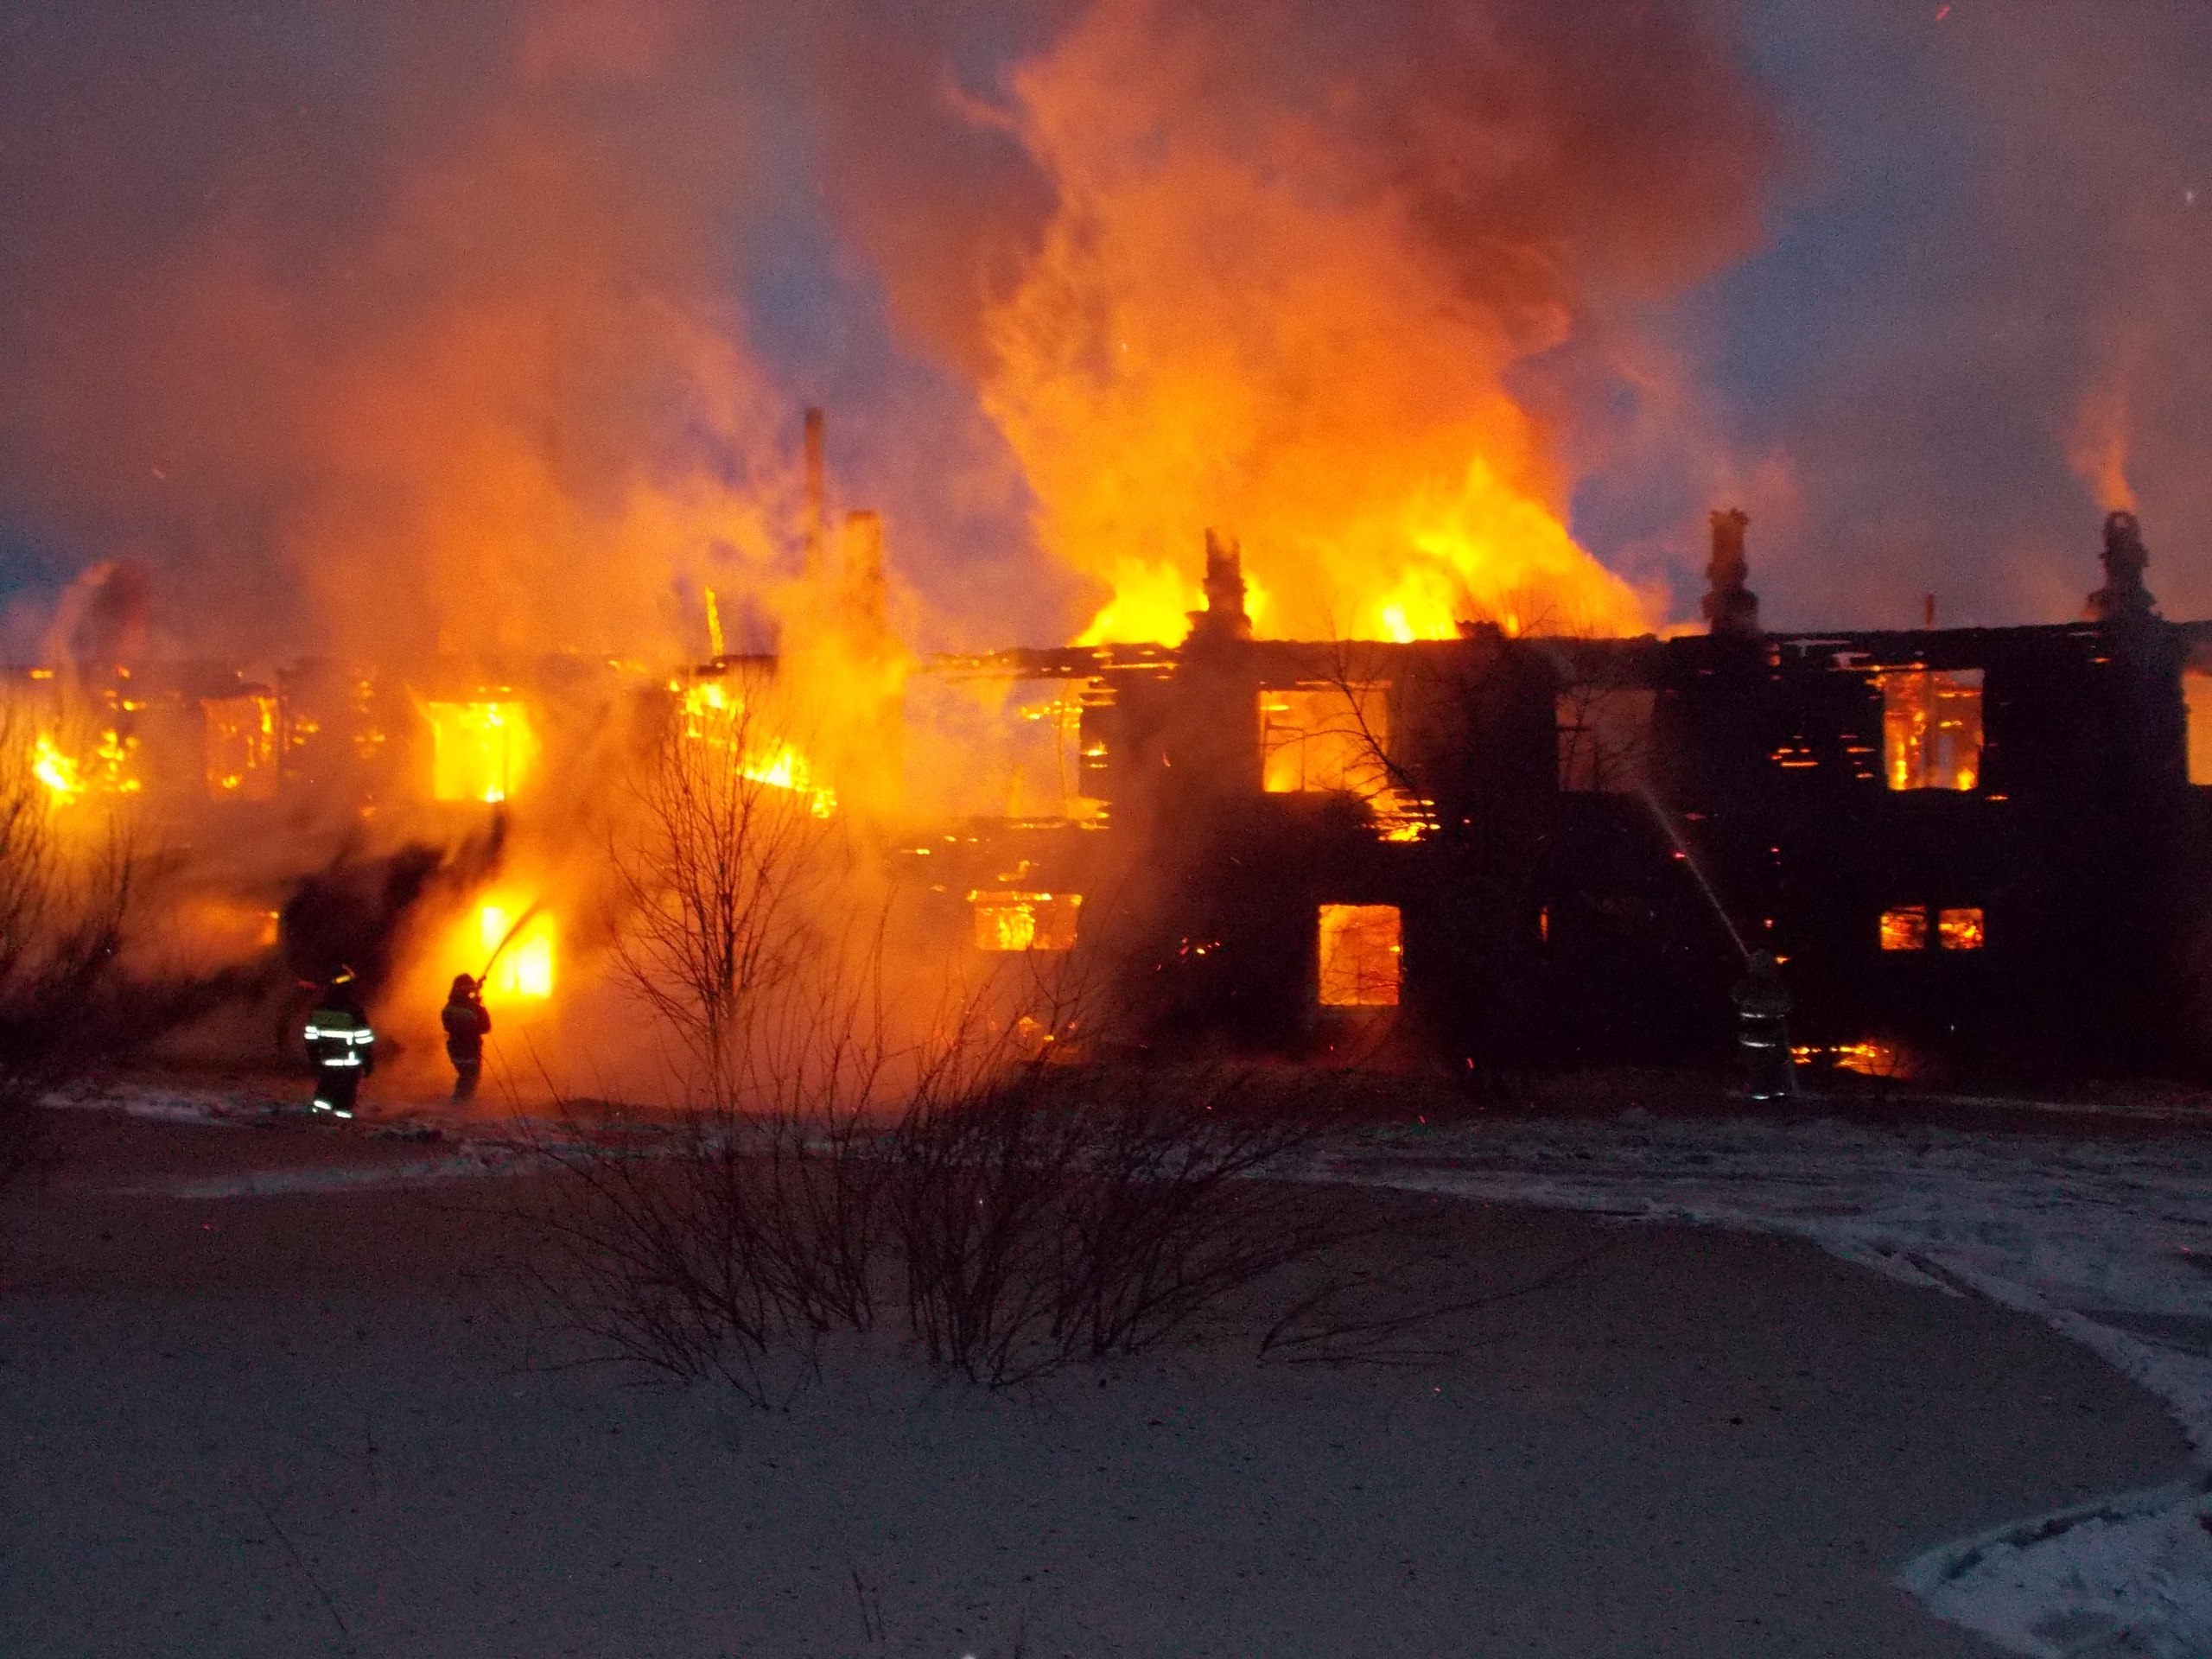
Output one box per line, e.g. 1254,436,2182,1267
201,690,280,802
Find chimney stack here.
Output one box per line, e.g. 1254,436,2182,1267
803,406,826,580
2086,510,2159,624
1700,507,1759,639
1186,528,1253,644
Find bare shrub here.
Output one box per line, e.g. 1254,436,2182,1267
0,707,131,1185
518,1092,886,1406
888,1063,1356,1387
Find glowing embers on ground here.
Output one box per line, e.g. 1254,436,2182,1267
969,890,1081,952
1317,903,1402,1007
475,900,555,1000
425,700,537,804
1791,1038,1914,1079
201,690,279,801
1878,669,1983,791
1879,905,1985,951
677,681,836,818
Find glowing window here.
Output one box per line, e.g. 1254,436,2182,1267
2187,669,2212,786
1556,688,1655,793
202,691,280,802
1879,905,1928,951
1937,906,1985,950
969,891,1080,951
1878,669,1982,791
1317,903,1402,1007
426,701,538,804
1262,685,1389,797
478,903,555,999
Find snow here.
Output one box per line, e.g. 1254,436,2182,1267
42,1080,2212,1651
1319,1113,2212,1658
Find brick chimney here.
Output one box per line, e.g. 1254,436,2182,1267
2086,510,2160,624
1701,507,1759,638
1185,528,1253,644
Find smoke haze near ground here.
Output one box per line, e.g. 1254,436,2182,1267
0,1,2207,657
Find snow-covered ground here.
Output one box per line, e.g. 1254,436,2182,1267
40,1079,2212,1654
1319,1113,2212,1659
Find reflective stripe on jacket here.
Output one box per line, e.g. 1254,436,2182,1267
306,1006,375,1071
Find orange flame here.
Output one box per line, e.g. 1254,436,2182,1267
678,682,837,817
984,4,1655,645
30,734,85,803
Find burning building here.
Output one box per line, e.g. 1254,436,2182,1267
10,497,2211,1090
887,508,2212,1082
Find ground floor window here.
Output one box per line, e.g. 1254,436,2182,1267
969,890,1080,951
1879,903,1984,951
1317,904,1402,1007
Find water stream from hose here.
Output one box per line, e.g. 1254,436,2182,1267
1634,781,1752,963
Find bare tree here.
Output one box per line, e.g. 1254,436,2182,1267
0,705,131,1184
607,678,845,1110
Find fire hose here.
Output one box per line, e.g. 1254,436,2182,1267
479,899,545,982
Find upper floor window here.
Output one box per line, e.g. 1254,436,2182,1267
1556,687,1655,793
1878,669,1981,791
424,699,537,804
1261,683,1389,798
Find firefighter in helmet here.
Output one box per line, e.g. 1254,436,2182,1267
441,973,493,1103
1731,949,1797,1103
303,968,375,1119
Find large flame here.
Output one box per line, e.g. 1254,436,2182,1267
678,681,837,817
425,699,538,804
30,733,86,804
982,0,1657,645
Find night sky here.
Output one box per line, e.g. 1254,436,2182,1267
1,1,2205,658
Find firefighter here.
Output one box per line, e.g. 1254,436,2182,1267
442,973,493,1103
1731,949,1797,1103
303,969,374,1119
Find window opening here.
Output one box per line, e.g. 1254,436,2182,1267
1937,907,1985,950
1317,903,1402,1007
1262,684,1389,798
969,891,1081,951
1879,905,1928,951
1878,669,1982,791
